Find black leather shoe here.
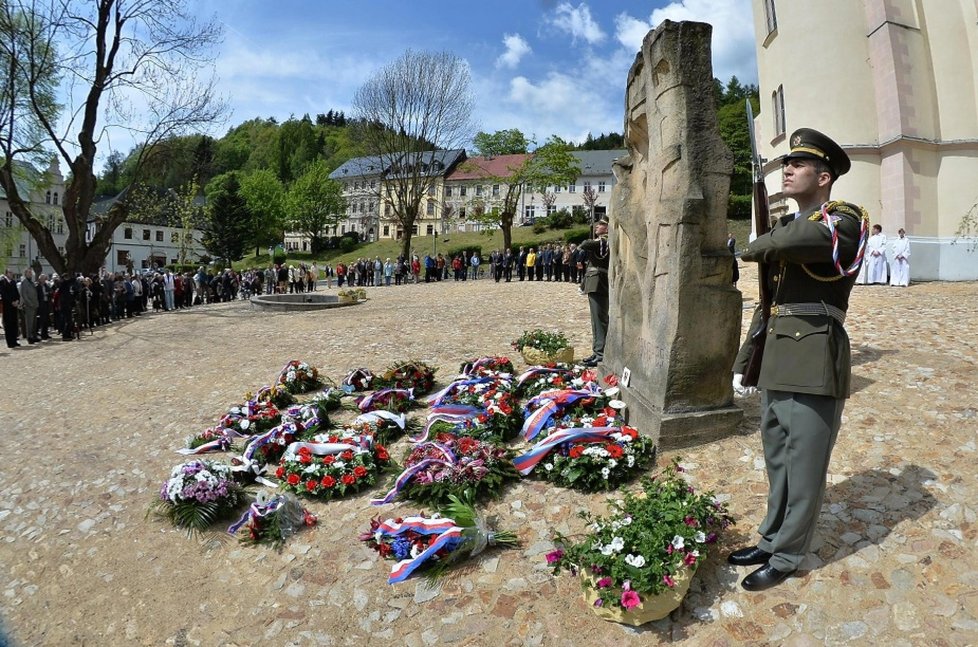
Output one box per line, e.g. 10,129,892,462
741,564,793,591
580,354,596,364
582,357,600,367
727,546,771,566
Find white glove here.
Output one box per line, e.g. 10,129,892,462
732,373,757,397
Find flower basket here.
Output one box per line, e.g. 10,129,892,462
521,345,575,366
338,294,356,304
581,565,694,625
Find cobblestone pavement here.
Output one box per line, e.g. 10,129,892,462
1,267,976,646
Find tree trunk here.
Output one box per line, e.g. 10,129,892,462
501,211,515,253
400,232,413,262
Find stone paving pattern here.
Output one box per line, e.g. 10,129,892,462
1,266,976,646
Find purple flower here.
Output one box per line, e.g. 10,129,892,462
596,577,612,588
594,598,604,608
545,549,564,565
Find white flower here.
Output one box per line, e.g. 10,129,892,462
694,531,707,543
239,419,250,430
620,516,632,526
671,535,686,550
544,463,553,472
302,465,318,474
601,467,610,479
608,459,618,469
627,455,635,467
333,461,346,470
610,520,621,531
624,554,646,568
571,378,584,387
600,543,615,556
608,536,625,553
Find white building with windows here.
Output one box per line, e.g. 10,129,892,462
751,0,978,280
322,155,386,244
1,159,69,275
524,150,625,223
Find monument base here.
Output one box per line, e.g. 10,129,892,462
617,378,743,450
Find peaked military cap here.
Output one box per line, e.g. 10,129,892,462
783,128,851,178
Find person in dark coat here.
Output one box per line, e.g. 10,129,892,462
1,268,22,348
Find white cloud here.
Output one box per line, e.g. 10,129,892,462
614,0,757,83
548,2,606,45
496,33,532,69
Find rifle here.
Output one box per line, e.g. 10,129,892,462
741,99,772,387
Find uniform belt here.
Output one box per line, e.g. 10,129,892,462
771,302,846,325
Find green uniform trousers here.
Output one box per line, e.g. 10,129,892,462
756,389,845,572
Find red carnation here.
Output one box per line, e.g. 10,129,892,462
606,444,624,459
603,373,618,386
341,474,356,485
353,465,368,478
322,455,336,465
297,446,311,456
341,450,354,461
320,475,336,488
287,473,300,486
275,466,285,479
376,446,390,461
305,479,318,492
569,445,585,459
299,454,312,465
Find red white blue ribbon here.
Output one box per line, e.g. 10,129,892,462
426,377,498,406
820,201,869,276
513,426,622,475
374,516,465,584
283,435,373,462
242,421,301,462
371,442,457,505
354,410,407,429
227,493,288,535
516,366,572,388
521,389,602,441
176,426,245,455
411,405,484,442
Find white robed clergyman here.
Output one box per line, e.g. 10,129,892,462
860,226,888,284
889,229,910,287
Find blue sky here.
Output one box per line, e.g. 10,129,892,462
198,0,757,147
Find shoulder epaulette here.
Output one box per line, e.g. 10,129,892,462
812,200,869,222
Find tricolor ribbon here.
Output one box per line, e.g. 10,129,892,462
353,410,407,430
342,368,374,391
357,388,415,412
411,405,484,442
242,421,302,462
426,377,498,406
227,492,288,535
283,435,374,462
176,426,246,455
513,426,622,475
821,201,870,276
374,516,465,584
521,389,602,441
516,366,571,388
371,442,457,505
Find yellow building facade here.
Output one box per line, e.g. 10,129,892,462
751,0,978,280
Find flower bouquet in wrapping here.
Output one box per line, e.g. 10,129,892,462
229,491,318,548
458,356,515,377
514,426,656,492
520,386,624,442
373,436,519,508
360,495,519,585
277,359,324,394
427,377,521,441
345,410,415,446
248,384,297,409
219,400,282,436
179,425,239,455
150,459,245,534
548,459,734,624
281,403,330,440
355,387,418,414
275,434,392,501
309,387,345,416
516,365,600,399
341,367,375,392
238,421,303,465
375,360,437,395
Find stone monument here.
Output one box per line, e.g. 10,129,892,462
603,20,743,449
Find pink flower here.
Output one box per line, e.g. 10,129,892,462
620,590,641,610
596,577,612,589
663,574,676,588
545,549,564,565
683,515,698,527
684,552,698,566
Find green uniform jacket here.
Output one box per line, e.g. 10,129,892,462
733,202,865,399
580,236,609,295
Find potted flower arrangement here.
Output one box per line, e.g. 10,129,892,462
337,287,366,303
375,360,437,395
277,360,324,394
361,495,519,584
547,459,734,625
229,491,318,548
150,459,245,534
512,329,575,365
372,435,519,507
275,435,392,501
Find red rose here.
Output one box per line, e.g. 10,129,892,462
299,454,312,465
603,373,619,386
286,473,300,486
353,465,368,478
297,446,311,456
341,450,354,461
376,446,390,461
275,466,285,479
322,455,336,465
341,474,356,485
569,446,585,459
320,475,336,488
305,479,318,492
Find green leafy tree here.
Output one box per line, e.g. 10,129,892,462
239,169,286,257
352,49,475,260
202,173,249,263
470,130,581,252
0,0,226,276
286,160,345,254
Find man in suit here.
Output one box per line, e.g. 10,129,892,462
579,219,610,368
1,268,22,348
18,268,40,343
730,128,869,591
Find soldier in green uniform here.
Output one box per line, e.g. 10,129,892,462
579,219,609,368
729,129,869,591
